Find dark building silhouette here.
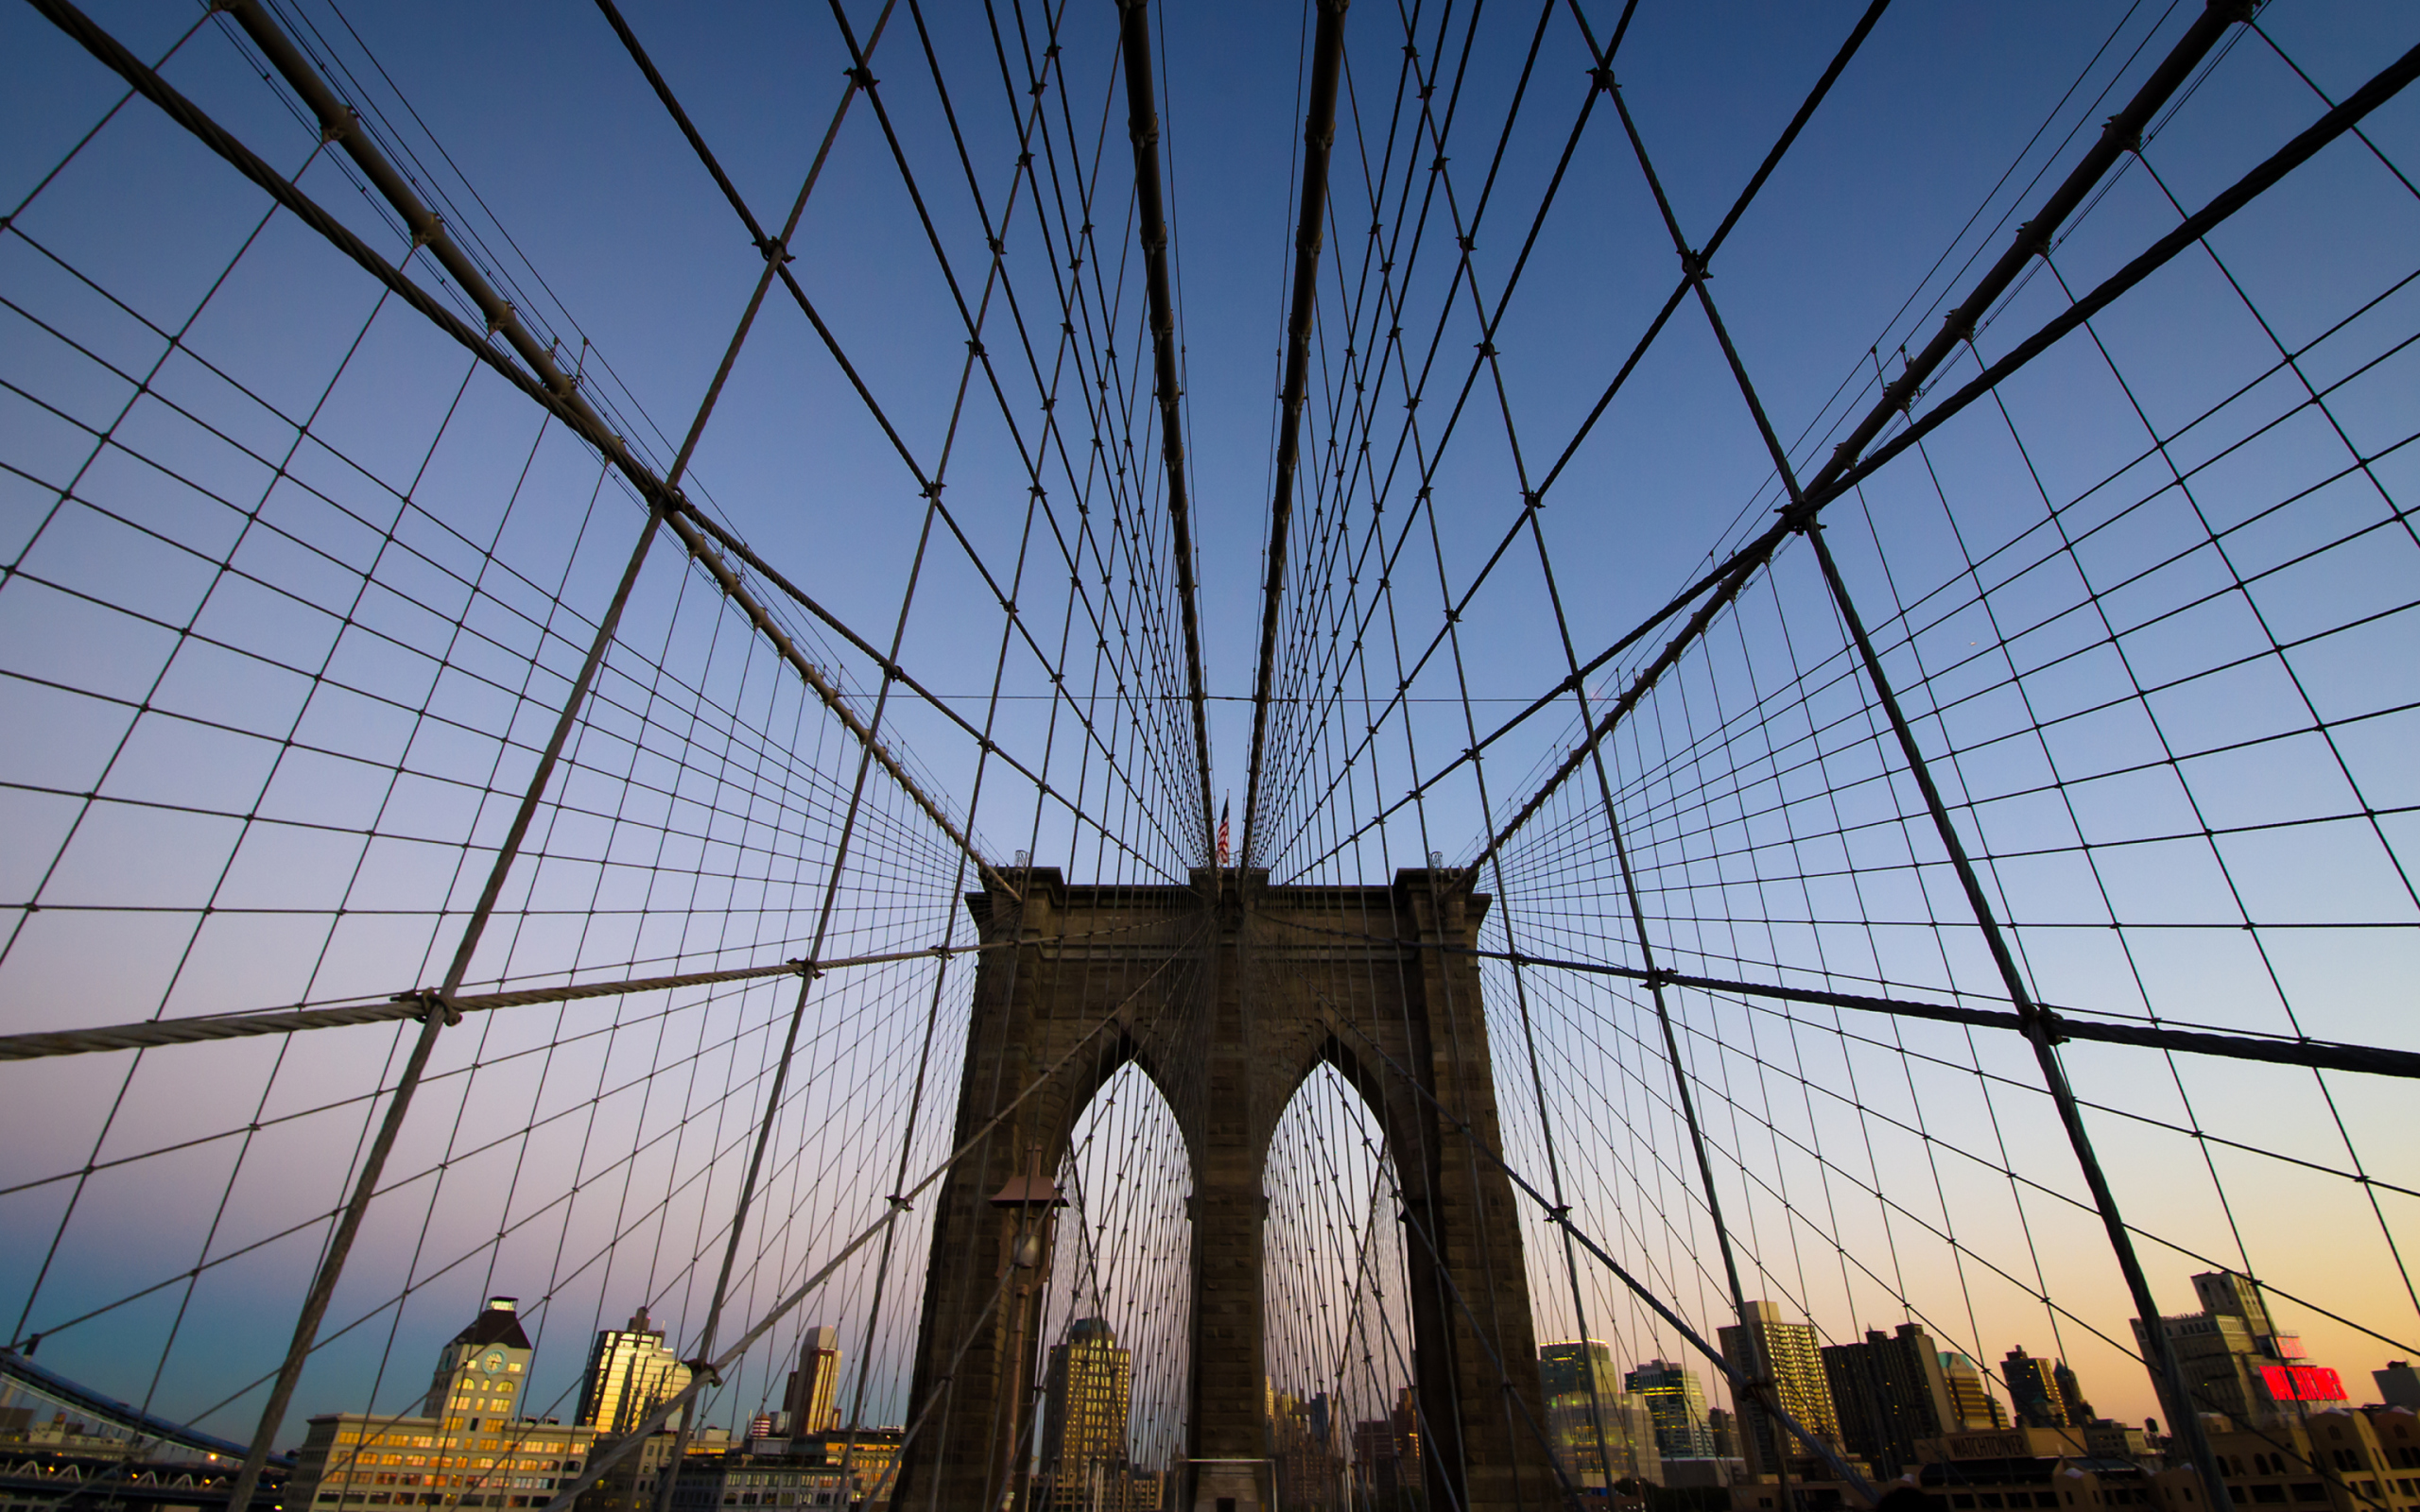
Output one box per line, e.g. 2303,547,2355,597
2001,1347,2082,1430
1706,1407,1737,1462
2054,1360,2093,1425
1351,1386,1423,1503
1820,1323,1955,1478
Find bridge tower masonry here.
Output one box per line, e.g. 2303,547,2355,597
889,867,1558,1512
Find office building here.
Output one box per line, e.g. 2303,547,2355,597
782,1327,841,1437
1717,1301,1842,1477
287,1298,596,1512
1939,1352,2008,1431
1624,1360,1717,1460
579,1308,691,1435
2132,1270,2344,1430
664,1448,849,1512
1038,1318,1132,1511
1821,1324,1956,1477
1707,1407,1738,1461
1537,1342,1658,1486
2001,1347,2075,1430
2053,1360,2093,1425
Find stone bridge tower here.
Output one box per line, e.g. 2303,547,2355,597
888,867,1558,1512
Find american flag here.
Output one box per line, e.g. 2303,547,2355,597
1216,798,1231,868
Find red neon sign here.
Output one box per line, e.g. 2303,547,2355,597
2260,1365,2347,1402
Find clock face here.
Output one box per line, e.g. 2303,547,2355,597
485,1352,505,1373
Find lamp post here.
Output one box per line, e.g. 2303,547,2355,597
992,1149,1066,1512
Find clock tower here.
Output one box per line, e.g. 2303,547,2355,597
424,1296,535,1429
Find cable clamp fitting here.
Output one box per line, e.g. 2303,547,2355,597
321,106,359,146
396,989,462,1027
2100,113,2146,154
887,1194,914,1211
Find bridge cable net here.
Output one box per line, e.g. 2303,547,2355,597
1,0,1210,1503
0,1,2415,1511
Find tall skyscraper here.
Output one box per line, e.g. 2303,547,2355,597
1938,1352,2008,1431
1820,1324,1955,1477
424,1296,531,1427
1538,1342,1658,1486
1717,1301,1841,1477
1039,1317,1132,1511
580,1305,693,1434
783,1325,842,1435
1624,1359,1717,1460
2001,1347,2074,1430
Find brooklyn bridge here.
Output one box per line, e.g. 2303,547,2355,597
1,3,2415,1512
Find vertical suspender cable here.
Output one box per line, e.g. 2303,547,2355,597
1239,0,1349,869
1114,0,1219,861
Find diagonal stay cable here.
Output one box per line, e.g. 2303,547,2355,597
1270,0,1893,874
0,914,1184,1062
1464,17,2420,877
1322,1010,1880,1504
26,0,1021,904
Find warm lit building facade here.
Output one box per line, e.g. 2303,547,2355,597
579,1309,691,1436
786,1428,903,1496
285,1402,592,1507
1038,1319,1132,1512
1625,1359,1717,1461
782,1330,840,1438
289,1298,596,1512
1941,1354,2010,1433
664,1451,847,1512
1719,1302,1843,1478
1539,1342,1660,1487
